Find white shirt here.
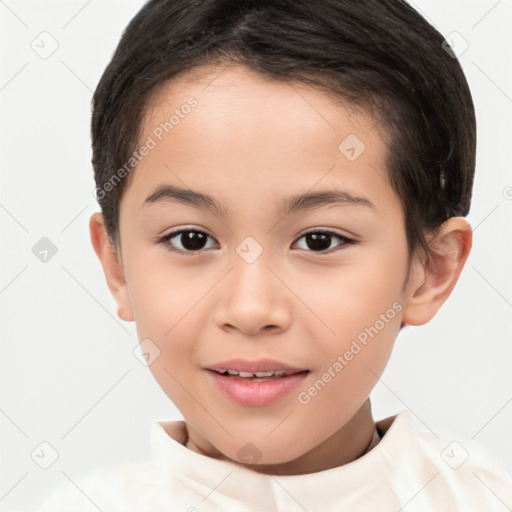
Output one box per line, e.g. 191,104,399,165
37,410,512,511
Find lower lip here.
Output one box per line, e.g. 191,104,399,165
205,370,309,407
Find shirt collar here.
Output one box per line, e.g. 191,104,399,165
150,410,412,508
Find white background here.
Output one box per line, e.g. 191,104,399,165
1,0,511,510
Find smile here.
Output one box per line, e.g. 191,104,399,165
214,369,295,379
205,369,309,407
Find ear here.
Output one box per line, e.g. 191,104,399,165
401,217,472,326
89,212,134,322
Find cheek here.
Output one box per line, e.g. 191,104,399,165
125,258,205,382
319,251,406,331
126,250,201,332
126,263,204,409
305,245,406,388
297,315,399,429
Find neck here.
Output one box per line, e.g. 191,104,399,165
185,399,376,476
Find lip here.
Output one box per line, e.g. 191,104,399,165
205,368,309,407
206,358,308,374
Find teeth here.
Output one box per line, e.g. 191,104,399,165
253,371,276,377
217,369,290,378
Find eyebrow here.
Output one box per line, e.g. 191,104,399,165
142,183,375,217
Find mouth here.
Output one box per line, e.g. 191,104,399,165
204,359,310,406
208,368,309,382
206,358,309,381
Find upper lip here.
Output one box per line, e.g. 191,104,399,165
206,358,308,374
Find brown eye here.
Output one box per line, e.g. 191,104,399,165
159,228,354,256
160,229,217,255
293,230,353,253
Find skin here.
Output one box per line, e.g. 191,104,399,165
90,63,472,476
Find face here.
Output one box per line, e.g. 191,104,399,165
111,64,421,472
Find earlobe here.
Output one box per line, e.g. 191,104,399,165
89,212,134,322
401,217,472,326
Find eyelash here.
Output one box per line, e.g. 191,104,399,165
158,228,355,256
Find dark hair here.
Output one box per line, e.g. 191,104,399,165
91,0,476,260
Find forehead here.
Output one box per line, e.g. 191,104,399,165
122,63,397,217
142,63,376,142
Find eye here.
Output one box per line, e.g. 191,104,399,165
159,229,218,255
158,228,354,256
292,229,354,254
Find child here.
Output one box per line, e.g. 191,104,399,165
38,0,512,510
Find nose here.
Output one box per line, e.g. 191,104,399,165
213,248,292,336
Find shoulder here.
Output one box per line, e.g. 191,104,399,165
36,461,161,512
384,411,512,510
